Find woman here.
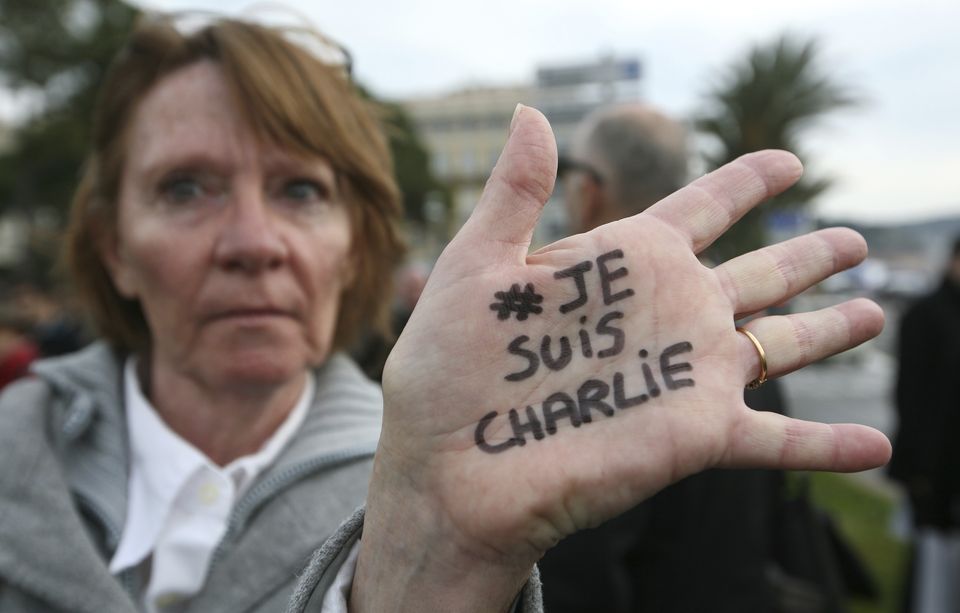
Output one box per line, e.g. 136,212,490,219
0,12,890,613
1,14,400,613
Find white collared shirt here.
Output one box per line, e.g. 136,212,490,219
110,358,313,612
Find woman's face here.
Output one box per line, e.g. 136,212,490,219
105,60,354,389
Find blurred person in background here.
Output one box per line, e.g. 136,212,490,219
889,234,960,613
353,261,430,381
540,104,787,613
13,281,89,357
0,11,892,613
0,295,39,391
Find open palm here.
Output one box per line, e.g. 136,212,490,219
355,106,889,612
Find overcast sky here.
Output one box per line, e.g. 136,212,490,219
118,0,960,223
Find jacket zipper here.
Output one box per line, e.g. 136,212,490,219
207,446,375,572
74,492,140,596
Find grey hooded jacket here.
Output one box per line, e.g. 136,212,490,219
0,343,544,613
0,343,382,613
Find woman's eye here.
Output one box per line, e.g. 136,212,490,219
160,177,204,204
282,179,329,203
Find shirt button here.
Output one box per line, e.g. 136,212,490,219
155,593,181,608
198,482,220,505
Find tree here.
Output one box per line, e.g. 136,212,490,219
355,89,449,226
695,35,859,260
0,0,139,218
0,0,139,283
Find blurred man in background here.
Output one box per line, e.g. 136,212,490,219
889,235,960,613
557,104,688,234
539,103,787,613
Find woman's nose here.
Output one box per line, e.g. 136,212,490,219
213,190,288,274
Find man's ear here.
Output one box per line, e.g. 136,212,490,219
98,229,139,299
580,176,607,232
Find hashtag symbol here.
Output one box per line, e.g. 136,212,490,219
490,283,544,321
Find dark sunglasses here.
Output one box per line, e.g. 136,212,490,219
557,155,604,185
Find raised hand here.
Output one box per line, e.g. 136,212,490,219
351,105,890,613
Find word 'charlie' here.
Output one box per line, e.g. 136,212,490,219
475,342,695,454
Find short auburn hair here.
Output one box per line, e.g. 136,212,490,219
65,13,405,355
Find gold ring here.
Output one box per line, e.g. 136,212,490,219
736,327,767,389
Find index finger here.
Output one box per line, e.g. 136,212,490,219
645,150,803,253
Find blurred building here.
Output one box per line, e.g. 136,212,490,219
535,56,642,151
402,55,642,245
404,84,535,237
816,215,960,299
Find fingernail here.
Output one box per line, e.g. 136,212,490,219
510,103,524,134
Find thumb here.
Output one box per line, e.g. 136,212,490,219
454,104,558,266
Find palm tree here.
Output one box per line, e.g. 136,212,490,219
696,35,859,259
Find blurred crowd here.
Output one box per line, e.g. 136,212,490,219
0,278,86,390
